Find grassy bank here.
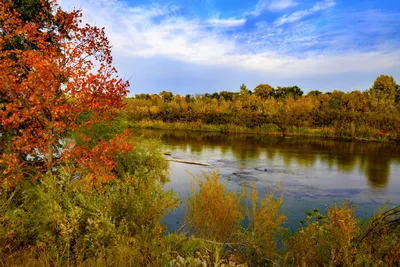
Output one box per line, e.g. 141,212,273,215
128,120,397,143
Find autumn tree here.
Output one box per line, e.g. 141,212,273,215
0,0,53,143
135,93,151,100
369,75,397,108
240,83,251,96
185,94,193,103
159,90,174,102
219,90,235,101
254,84,275,99
307,90,322,98
275,86,303,99
0,0,129,183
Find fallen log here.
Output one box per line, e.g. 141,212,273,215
167,159,210,166
163,151,172,156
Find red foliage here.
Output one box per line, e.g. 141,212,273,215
0,0,130,183
64,130,135,187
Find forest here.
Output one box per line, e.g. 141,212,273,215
125,77,400,142
0,0,399,266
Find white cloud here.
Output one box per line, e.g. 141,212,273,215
58,0,400,90
208,18,246,28
274,0,335,26
248,0,298,16
268,0,298,12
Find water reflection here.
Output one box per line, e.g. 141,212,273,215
136,129,400,189
365,156,390,188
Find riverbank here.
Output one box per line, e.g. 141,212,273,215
128,120,399,143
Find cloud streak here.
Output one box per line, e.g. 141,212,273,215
208,18,246,28
274,0,335,26
248,0,298,16
269,0,298,12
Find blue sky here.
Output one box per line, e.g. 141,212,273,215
59,0,400,95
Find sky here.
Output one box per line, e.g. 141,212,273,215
59,0,400,95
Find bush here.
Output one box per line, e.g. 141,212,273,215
0,139,178,266
184,171,286,266
286,202,400,266
185,171,245,243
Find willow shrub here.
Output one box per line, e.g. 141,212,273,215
354,205,400,266
286,202,400,266
184,171,286,265
240,183,286,265
185,171,246,243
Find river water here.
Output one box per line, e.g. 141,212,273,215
136,129,400,232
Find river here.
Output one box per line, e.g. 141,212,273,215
135,129,400,232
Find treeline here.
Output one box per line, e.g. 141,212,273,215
124,75,400,141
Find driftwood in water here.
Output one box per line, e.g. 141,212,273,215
167,159,210,166
163,151,172,156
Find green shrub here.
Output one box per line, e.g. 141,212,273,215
0,139,178,266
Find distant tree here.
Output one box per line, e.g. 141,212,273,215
211,92,220,99
254,84,275,99
275,86,303,99
185,94,193,103
328,90,345,110
159,91,174,102
175,94,184,102
240,83,248,94
239,83,252,97
369,75,397,108
203,93,211,99
219,91,234,101
396,84,400,105
151,94,161,101
307,90,322,98
135,94,151,100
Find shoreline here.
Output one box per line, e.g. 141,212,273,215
127,120,400,144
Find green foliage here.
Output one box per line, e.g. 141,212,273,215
396,83,400,104
11,0,51,23
275,86,303,99
0,138,178,266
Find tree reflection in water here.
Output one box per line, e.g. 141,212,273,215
137,129,400,189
